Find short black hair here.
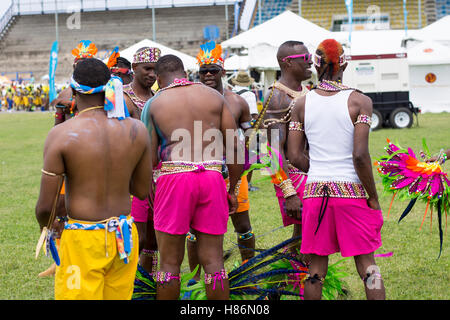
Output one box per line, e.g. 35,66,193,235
116,57,131,69
280,40,304,48
73,58,110,88
155,54,184,76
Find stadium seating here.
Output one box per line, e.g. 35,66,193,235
0,5,230,82
253,0,293,26
436,0,450,19
289,0,428,31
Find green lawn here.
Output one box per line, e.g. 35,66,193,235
0,111,449,300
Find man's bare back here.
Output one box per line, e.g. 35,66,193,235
42,112,151,222
150,84,235,163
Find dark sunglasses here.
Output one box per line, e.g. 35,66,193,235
199,67,222,75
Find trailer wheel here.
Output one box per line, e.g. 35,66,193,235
371,110,383,131
390,107,413,129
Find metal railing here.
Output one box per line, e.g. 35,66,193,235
0,2,15,38
9,0,236,15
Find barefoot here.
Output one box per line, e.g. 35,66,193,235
38,263,56,277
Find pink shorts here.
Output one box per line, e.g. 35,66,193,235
154,170,228,235
300,197,383,257
274,173,307,226
130,196,152,223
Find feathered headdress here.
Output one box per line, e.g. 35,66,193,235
72,40,98,61
196,41,224,68
375,139,450,258
106,46,120,69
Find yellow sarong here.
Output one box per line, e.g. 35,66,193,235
55,216,139,300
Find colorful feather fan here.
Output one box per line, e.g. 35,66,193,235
71,40,98,61
375,139,450,258
106,46,120,69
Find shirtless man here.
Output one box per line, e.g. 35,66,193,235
187,42,254,282
141,54,242,300
124,47,161,119
38,41,99,277
35,58,152,300
262,41,312,256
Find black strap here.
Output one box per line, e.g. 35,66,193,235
314,185,330,235
236,89,250,95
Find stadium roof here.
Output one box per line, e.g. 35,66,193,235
221,10,332,50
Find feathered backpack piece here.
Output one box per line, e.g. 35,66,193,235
375,139,450,258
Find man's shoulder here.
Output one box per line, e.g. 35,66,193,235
349,90,372,109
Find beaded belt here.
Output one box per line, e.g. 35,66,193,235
158,160,223,178
64,215,134,263
303,181,367,199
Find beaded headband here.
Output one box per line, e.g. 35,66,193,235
197,41,224,68
313,52,346,68
72,40,98,62
133,47,161,64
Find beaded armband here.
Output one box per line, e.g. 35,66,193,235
155,271,180,284
289,121,304,132
270,169,297,199
354,114,372,127
204,269,228,291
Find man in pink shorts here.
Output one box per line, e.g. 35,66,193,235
262,41,312,256
288,39,385,300
141,54,242,300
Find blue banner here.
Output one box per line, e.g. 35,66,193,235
234,1,240,35
48,41,58,103
345,0,353,44
403,0,408,36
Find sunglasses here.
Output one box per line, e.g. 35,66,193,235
282,53,312,63
199,67,222,75
313,53,346,67
111,67,133,75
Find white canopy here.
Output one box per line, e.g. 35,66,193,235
224,54,249,70
115,39,198,71
331,29,412,56
222,10,332,49
411,15,450,44
222,11,332,69
408,40,450,66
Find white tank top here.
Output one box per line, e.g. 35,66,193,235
304,89,360,183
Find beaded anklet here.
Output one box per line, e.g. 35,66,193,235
204,269,228,291
155,271,181,284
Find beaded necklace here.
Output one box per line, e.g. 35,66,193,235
273,81,305,99
315,80,353,92
159,78,202,92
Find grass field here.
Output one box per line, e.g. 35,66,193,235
0,111,449,300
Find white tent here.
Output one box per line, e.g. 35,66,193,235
407,40,450,113
411,16,450,46
224,54,249,70
222,10,333,69
116,39,198,71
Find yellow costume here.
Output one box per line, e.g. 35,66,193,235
55,215,139,300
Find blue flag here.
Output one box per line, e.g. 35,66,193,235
403,0,408,37
345,0,353,44
48,41,59,104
